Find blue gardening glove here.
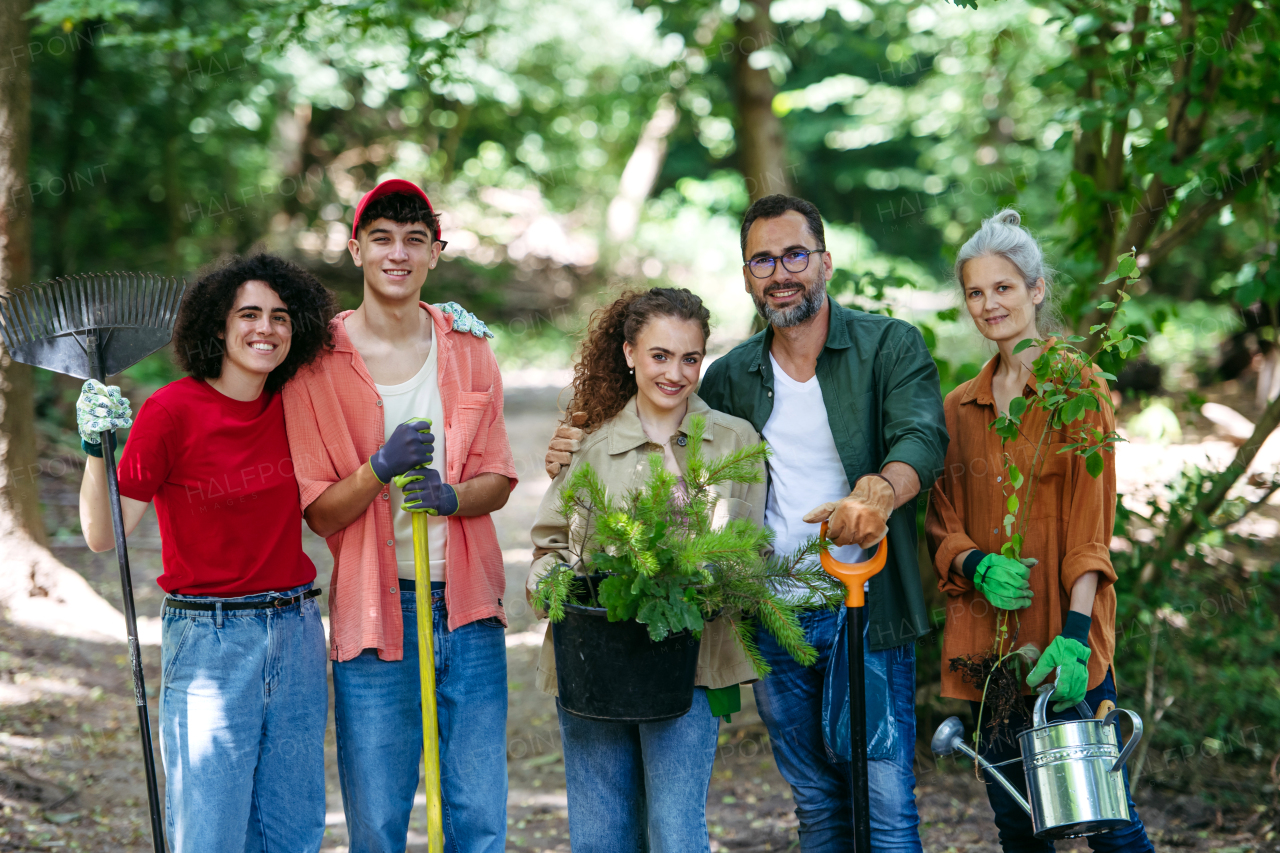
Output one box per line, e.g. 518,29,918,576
964,551,1036,610
395,467,459,516
433,301,494,339
369,418,435,485
76,379,132,457
1026,611,1092,712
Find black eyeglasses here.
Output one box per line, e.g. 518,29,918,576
744,249,820,279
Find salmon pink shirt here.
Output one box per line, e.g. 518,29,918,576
283,304,517,662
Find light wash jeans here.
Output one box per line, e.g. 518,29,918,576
556,687,720,853
159,582,328,853
754,607,924,852
332,587,508,853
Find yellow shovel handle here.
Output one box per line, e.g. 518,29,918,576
412,512,444,852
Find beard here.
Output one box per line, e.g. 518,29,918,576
751,274,827,329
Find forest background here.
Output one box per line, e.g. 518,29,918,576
2,0,1280,846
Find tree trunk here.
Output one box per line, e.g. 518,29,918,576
732,0,792,201
0,0,138,643
606,94,678,244
0,0,45,546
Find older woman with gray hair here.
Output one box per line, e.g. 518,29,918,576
924,209,1154,852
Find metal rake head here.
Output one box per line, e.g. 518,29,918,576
0,272,186,380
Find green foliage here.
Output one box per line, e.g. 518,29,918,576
532,415,843,677
1110,470,1280,780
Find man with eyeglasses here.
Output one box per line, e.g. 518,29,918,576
713,194,945,850
549,194,946,850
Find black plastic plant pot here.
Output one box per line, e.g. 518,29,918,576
552,576,701,724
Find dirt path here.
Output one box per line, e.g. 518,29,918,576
2,384,1274,851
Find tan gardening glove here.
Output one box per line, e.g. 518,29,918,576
545,412,587,478
802,474,895,548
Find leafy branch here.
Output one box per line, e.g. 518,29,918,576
533,415,840,677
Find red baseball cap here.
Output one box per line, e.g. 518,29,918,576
350,178,442,243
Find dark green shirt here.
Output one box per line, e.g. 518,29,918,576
699,298,948,651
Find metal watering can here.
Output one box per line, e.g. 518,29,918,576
931,679,1143,840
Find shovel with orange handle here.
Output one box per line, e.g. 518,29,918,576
819,522,889,852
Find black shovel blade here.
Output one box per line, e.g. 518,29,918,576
7,328,175,380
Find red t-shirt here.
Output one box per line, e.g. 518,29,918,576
116,376,316,596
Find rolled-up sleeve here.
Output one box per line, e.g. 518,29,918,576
1059,402,1119,594
925,400,978,596
879,324,949,488
282,377,338,512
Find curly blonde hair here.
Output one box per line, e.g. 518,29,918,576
567,288,711,432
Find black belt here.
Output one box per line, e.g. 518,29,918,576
165,587,321,612
399,579,447,593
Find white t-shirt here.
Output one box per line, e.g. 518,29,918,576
376,339,448,583
763,353,865,599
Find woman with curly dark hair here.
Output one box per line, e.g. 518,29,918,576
527,287,764,853
76,254,337,852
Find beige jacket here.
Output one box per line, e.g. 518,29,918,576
530,394,766,696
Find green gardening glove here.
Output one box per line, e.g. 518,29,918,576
1026,611,1093,712
965,551,1036,610
76,379,133,457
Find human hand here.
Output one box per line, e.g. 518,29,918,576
77,379,133,456
1026,634,1091,712
803,474,894,548
545,412,587,478
433,301,494,339
396,466,459,516
973,553,1036,610
369,418,435,484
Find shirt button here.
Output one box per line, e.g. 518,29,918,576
676,436,687,447
767,391,773,397
382,492,389,500
387,539,394,546
997,476,1002,483
390,587,396,594
376,400,383,407
993,528,998,534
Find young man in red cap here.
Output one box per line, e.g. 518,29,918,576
283,179,515,853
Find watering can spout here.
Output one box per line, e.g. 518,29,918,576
931,717,1033,816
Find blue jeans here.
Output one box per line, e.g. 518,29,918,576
754,607,923,852
159,582,328,853
556,687,720,853
333,588,508,853
968,670,1155,852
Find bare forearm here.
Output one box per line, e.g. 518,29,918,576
879,461,920,509
454,473,511,516
80,457,113,551
1068,571,1099,616
79,456,148,552
304,463,384,539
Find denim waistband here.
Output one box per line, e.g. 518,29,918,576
166,581,315,604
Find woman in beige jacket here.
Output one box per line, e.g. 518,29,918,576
527,287,763,853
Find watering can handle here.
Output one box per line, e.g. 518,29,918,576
818,522,888,608
1103,708,1144,773
1031,667,1094,726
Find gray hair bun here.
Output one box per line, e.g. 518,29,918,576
993,208,1022,228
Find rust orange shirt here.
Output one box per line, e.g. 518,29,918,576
925,354,1117,702
283,304,517,661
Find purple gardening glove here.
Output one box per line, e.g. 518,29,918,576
369,418,435,484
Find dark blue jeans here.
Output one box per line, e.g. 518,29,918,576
754,607,923,852
968,670,1154,852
